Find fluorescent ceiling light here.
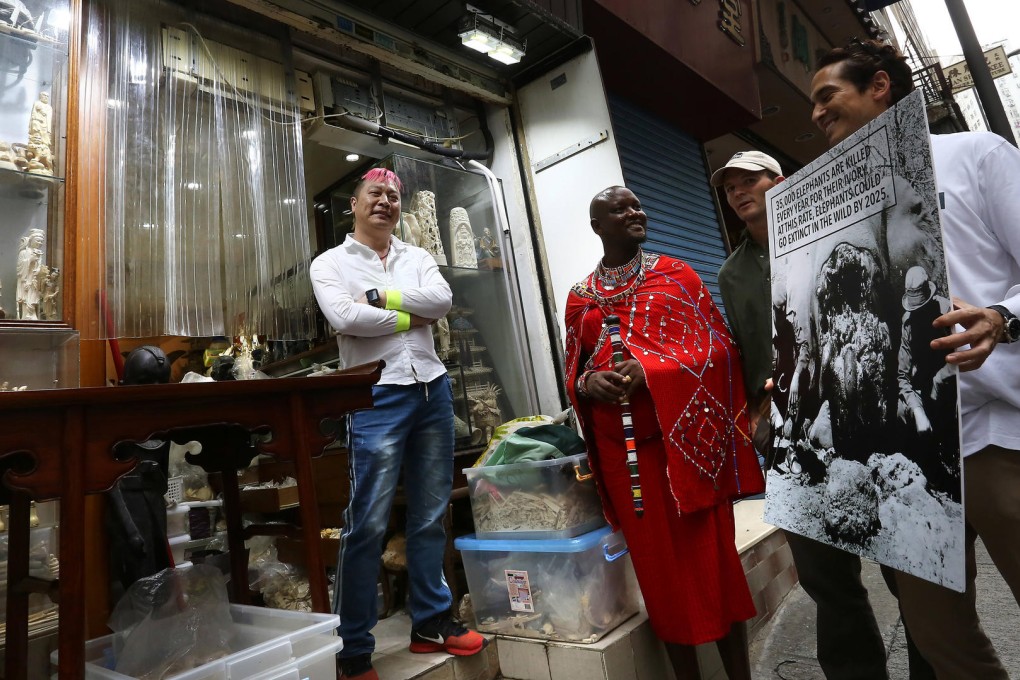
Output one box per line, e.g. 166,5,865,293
461,30,497,53
488,43,523,65
458,11,526,65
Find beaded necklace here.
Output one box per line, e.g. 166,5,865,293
596,249,643,290
590,250,648,305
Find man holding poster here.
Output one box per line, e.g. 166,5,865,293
791,39,1020,678
717,150,935,680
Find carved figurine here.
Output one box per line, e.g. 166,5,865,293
26,132,52,175
409,190,447,266
42,266,59,320
11,143,29,171
26,93,53,176
30,92,52,142
400,212,421,247
0,141,17,171
469,384,502,445
433,316,451,361
477,227,501,259
448,207,478,269
16,228,45,320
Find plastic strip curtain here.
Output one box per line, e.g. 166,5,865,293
78,0,315,340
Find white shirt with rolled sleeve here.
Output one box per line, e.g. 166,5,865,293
932,131,1020,456
310,234,452,386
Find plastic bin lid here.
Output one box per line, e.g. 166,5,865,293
463,451,588,476
454,525,615,553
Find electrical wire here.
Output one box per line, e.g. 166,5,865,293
180,22,299,126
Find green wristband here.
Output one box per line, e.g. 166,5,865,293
395,310,411,332
385,290,403,311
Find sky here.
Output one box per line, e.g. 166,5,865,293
909,0,1020,66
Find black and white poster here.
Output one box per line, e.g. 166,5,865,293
764,90,964,591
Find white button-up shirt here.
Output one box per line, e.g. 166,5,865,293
933,132,1020,457
310,234,452,385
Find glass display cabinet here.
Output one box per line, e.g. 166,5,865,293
0,326,77,389
314,154,538,449
0,0,69,326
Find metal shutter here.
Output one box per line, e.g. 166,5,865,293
608,95,729,315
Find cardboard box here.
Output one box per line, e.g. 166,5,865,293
239,485,300,513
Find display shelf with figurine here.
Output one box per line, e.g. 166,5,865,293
0,0,69,329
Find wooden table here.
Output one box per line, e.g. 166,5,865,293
0,362,382,679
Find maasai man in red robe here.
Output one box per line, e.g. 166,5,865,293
564,186,764,680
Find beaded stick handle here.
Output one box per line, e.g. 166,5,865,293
604,314,643,517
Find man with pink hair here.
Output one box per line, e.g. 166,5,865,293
311,168,485,680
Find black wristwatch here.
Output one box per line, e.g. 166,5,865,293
366,288,382,308
988,305,1020,343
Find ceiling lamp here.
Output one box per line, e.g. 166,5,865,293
488,33,525,65
457,9,526,66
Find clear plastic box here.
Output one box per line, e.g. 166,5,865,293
454,526,639,643
464,452,606,540
245,634,344,680
52,604,341,679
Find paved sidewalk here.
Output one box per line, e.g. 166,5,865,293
750,539,1019,678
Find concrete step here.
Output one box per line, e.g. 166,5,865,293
370,613,499,680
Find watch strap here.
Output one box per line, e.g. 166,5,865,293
988,305,1020,343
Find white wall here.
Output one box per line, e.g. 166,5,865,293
515,49,625,347
485,106,566,417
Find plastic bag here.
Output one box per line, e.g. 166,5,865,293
246,535,311,611
107,564,233,679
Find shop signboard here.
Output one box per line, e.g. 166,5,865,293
943,45,1013,94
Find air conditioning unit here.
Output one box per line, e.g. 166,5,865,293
305,71,460,160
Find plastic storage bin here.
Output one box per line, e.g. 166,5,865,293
454,526,638,643
245,634,344,680
166,504,190,538
464,452,606,539
52,604,342,679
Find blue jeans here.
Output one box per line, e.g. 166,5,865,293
334,374,454,658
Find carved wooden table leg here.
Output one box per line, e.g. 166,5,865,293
4,492,32,680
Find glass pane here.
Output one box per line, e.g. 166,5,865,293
382,154,533,428
0,0,70,322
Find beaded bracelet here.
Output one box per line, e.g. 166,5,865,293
576,370,594,398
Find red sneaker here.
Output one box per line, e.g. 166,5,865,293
409,615,487,656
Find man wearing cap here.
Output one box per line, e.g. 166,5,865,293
716,151,935,680
714,151,786,461
714,152,812,479
897,266,958,499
